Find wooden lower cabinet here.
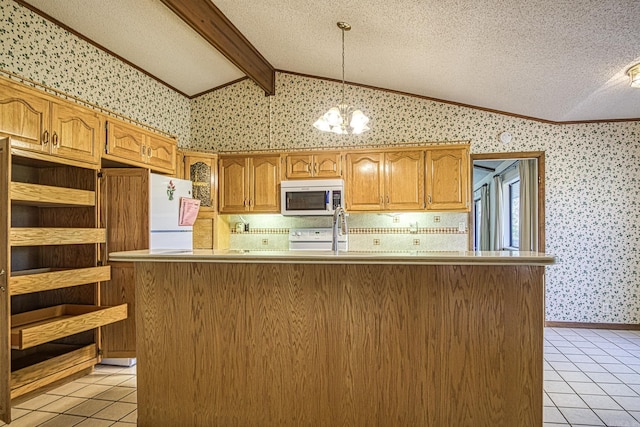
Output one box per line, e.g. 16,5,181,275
0,139,127,424
180,151,218,249
99,262,136,357
133,260,544,427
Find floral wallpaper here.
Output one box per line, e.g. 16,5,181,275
3,0,640,324
192,72,640,325
0,0,191,145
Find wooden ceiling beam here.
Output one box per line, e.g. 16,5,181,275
160,0,275,95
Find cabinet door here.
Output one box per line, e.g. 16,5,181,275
314,152,342,178
250,156,280,212
219,157,249,213
385,151,425,211
0,140,9,424
345,153,384,211
185,157,215,209
105,121,145,164
50,101,101,164
426,147,470,211
145,134,176,174
99,168,150,358
0,84,49,153
285,154,313,179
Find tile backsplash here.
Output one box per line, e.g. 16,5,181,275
223,212,468,252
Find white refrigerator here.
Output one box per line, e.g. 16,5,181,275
149,173,193,251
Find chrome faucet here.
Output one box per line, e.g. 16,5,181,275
332,206,348,254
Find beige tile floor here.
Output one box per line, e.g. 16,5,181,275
1,364,136,427
3,327,640,426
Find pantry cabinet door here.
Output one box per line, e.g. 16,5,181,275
0,140,10,424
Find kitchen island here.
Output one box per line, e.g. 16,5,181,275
109,250,555,427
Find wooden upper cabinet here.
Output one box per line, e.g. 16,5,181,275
251,155,280,212
49,101,101,164
106,121,145,164
105,120,176,175
0,79,101,165
345,152,384,211
0,82,49,152
346,150,425,211
219,156,249,213
426,146,470,211
284,152,342,179
146,133,176,172
183,152,217,210
385,151,425,211
219,155,280,213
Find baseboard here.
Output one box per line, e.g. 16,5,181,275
545,321,640,330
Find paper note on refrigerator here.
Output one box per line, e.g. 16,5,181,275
179,197,201,226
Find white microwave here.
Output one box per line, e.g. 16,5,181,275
281,179,344,216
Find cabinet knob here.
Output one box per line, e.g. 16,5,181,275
428,195,432,204
43,130,49,145
52,132,59,146
148,147,152,157
386,195,390,203
0,287,5,293
0,269,4,276
141,145,146,156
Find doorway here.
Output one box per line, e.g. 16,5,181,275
470,152,545,252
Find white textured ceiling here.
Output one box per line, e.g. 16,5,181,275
20,0,640,121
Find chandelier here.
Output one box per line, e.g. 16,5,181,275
628,63,640,88
313,22,370,135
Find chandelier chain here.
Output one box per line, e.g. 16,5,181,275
341,25,345,106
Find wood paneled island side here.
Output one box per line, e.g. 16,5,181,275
109,250,554,427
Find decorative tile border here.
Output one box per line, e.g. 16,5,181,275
230,228,289,234
349,227,466,234
229,227,466,235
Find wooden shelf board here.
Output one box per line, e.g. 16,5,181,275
11,304,127,350
10,227,106,246
11,344,97,400
11,182,95,207
10,266,111,295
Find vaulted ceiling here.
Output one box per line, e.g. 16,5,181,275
17,0,640,122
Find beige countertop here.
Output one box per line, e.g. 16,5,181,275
108,249,555,266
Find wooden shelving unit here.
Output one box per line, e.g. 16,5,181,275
0,139,127,422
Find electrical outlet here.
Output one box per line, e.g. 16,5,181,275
413,239,420,245
458,222,466,232
262,239,268,245
373,238,381,245
434,216,441,223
